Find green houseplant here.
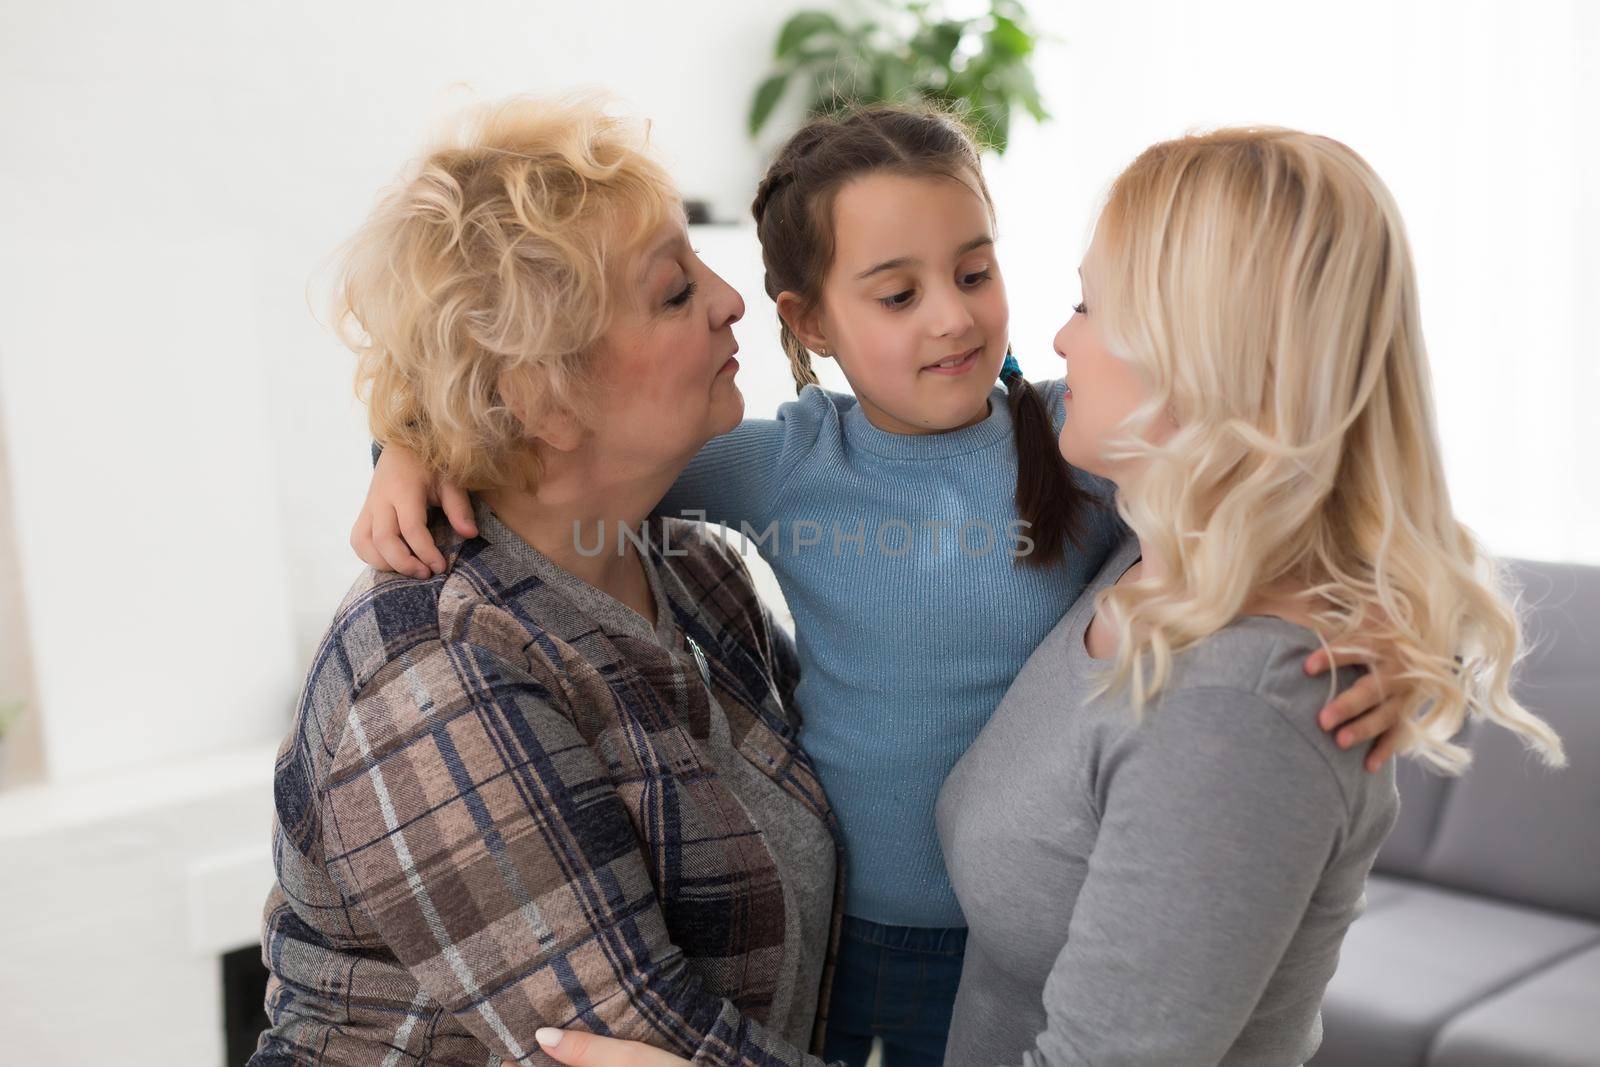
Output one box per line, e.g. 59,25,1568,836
749,0,1050,154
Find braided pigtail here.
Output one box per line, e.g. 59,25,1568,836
753,166,819,392
1001,349,1090,567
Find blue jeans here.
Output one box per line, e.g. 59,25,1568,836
821,916,967,1067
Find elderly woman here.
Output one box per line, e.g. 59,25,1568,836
250,97,839,1066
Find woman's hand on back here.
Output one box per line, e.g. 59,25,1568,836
504,1030,692,1067
351,443,476,579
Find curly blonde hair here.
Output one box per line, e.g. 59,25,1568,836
1088,127,1564,773
333,94,680,490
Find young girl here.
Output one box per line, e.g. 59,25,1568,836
354,106,1406,1065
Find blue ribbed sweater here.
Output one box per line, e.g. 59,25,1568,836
658,380,1123,927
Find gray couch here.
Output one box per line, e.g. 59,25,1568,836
1311,559,1600,1066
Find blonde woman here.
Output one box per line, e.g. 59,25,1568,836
934,130,1567,1064
251,97,842,1066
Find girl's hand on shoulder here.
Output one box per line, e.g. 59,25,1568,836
351,444,476,579
1303,644,1408,773
503,1029,692,1067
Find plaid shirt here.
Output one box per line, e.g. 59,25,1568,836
252,515,842,1066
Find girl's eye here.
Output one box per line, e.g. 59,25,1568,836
879,289,915,310
1073,302,1088,315
666,280,698,308
960,268,993,287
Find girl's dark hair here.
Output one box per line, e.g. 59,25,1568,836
750,103,1089,566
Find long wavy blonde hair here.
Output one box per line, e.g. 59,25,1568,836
1088,127,1564,773
333,94,679,491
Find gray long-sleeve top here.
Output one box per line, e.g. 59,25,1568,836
936,538,1399,1065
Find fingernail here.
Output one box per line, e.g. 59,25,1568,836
1338,731,1352,748
536,1028,563,1049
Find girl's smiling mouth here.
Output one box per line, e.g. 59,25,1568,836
923,346,982,375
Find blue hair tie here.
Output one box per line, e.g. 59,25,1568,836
1000,351,1023,383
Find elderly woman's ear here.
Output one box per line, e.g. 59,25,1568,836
498,369,584,454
